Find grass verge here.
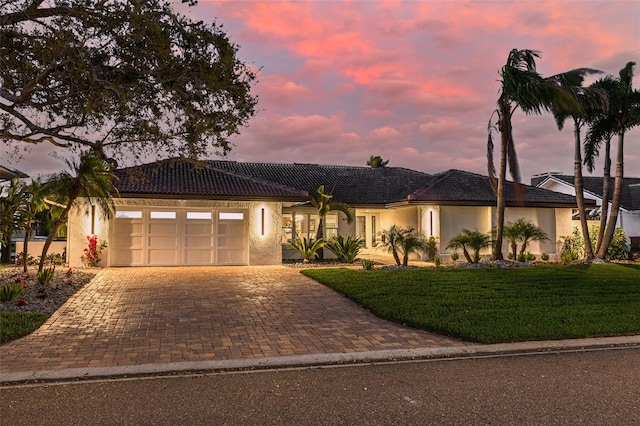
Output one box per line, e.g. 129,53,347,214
302,264,640,344
0,312,50,343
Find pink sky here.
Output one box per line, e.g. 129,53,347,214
4,0,640,182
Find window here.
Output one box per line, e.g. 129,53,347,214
325,214,338,239
187,212,212,220
371,216,377,244
219,212,244,220
150,211,176,219
115,211,142,219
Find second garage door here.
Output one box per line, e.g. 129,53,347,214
110,208,248,266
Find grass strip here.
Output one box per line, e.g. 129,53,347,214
302,264,640,344
0,312,50,343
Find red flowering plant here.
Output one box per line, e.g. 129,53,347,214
66,267,73,277
81,234,107,267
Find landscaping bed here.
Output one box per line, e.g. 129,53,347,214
0,266,96,314
302,263,640,344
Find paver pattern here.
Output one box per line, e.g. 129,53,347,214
1,266,466,373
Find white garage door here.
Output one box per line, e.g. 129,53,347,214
110,208,248,266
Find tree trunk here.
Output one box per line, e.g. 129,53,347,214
23,227,32,273
596,133,624,259
462,247,472,263
493,109,510,261
595,139,611,253
510,242,517,259
38,204,72,272
0,235,11,264
315,216,325,260
573,121,594,260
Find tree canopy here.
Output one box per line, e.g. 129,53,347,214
0,0,257,165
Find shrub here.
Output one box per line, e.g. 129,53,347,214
0,283,25,302
434,255,441,268
451,252,459,261
37,265,55,285
326,235,362,263
424,236,439,260
15,252,36,267
361,259,375,270
37,253,65,266
541,253,550,261
561,250,575,264
379,225,429,266
517,253,527,262
291,238,326,263
560,226,630,261
82,234,107,267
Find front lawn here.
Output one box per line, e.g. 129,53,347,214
0,312,49,343
301,264,640,344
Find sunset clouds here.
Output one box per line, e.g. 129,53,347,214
7,0,640,180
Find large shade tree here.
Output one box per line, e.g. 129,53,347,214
0,0,257,165
584,62,640,260
487,49,601,260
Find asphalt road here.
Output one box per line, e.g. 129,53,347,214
2,348,639,425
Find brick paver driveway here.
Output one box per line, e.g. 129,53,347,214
1,266,466,373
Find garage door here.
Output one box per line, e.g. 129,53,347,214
110,208,248,266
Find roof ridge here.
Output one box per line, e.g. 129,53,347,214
207,164,308,196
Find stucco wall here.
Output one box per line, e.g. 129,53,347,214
439,205,492,255
67,198,283,267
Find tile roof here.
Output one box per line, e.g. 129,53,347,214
113,159,584,207
0,165,28,181
408,169,587,206
208,161,433,205
113,159,308,200
539,174,640,211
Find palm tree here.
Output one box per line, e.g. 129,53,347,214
366,155,389,168
552,82,609,261
18,179,51,272
0,178,26,263
397,227,428,266
38,152,117,272
516,220,549,255
379,225,404,265
487,49,602,260
503,221,521,260
309,185,354,260
584,62,640,260
446,229,491,264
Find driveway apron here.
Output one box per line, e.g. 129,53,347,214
1,266,466,373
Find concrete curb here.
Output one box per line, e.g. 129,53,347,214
2,335,638,385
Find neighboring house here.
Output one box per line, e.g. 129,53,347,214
66,159,585,267
532,172,640,249
0,164,28,182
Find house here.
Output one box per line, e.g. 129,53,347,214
532,172,640,250
66,159,585,267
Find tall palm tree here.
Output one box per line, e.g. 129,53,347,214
584,62,640,260
0,178,26,263
309,185,354,260
552,82,609,260
18,179,51,272
38,152,117,272
487,49,602,260
366,155,389,168
584,131,613,253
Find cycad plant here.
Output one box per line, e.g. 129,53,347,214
291,237,326,263
326,235,362,263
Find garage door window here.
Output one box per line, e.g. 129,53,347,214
187,212,212,220
150,211,176,219
219,212,244,220
116,211,142,218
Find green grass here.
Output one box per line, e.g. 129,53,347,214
0,312,50,343
302,264,640,344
